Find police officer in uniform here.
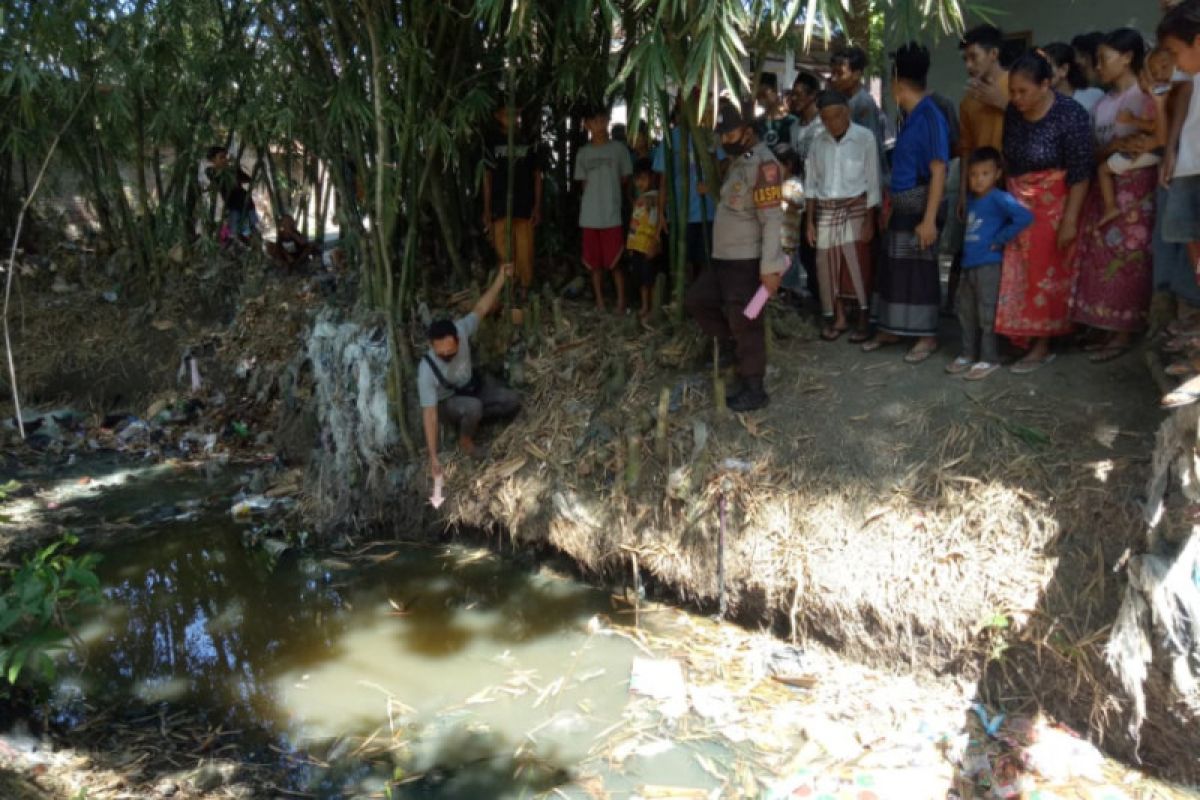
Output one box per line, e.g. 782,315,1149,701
685,98,788,412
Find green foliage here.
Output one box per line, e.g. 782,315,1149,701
0,535,102,690
2,0,976,445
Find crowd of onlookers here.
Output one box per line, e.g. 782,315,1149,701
208,1,1200,467
474,0,1200,409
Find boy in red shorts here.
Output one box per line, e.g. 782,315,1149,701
575,107,633,312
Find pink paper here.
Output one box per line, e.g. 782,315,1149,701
743,285,770,320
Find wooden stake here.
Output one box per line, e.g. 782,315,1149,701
625,432,641,491
655,387,670,460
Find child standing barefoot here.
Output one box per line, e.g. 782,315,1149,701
946,148,1033,381
626,160,661,320
575,107,633,313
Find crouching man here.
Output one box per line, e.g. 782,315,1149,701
419,264,521,479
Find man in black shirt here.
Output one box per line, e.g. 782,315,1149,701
482,106,543,296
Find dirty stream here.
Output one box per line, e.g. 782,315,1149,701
4,460,1199,799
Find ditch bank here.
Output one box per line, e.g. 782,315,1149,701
307,299,1199,782
4,253,1198,783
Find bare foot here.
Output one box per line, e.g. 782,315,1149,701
1098,207,1121,227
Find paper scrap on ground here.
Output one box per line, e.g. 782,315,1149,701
629,657,687,719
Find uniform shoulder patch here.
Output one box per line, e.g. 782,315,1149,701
753,161,782,209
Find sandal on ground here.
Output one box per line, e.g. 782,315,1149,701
1164,335,1200,353
1166,357,1200,377
945,356,974,375
964,362,1000,381
861,335,900,353
1010,353,1057,375
1163,374,1200,409
848,330,871,344
904,346,938,364
1089,346,1129,364
1167,319,1200,338
821,326,848,342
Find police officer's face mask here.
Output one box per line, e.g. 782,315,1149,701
721,128,751,157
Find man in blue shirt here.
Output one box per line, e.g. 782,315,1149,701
653,93,727,280
946,147,1034,381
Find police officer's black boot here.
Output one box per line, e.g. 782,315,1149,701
727,376,768,412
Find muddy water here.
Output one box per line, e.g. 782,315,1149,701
59,512,719,798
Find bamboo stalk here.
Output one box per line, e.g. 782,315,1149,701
4,88,90,438
655,387,670,460
626,431,641,491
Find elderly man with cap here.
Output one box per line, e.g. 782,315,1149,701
684,98,788,412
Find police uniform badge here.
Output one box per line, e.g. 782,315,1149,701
753,162,782,209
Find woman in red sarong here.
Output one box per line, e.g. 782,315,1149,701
1069,29,1159,362
998,50,1094,373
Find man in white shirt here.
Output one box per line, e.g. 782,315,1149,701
804,90,882,342
1159,1,1200,279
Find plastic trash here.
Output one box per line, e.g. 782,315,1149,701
117,419,150,443
181,432,218,455
102,290,118,303
235,357,257,379
973,703,1006,738
230,495,276,519
629,657,687,719
1021,723,1104,783
430,474,445,509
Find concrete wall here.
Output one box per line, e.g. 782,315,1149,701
919,0,1162,104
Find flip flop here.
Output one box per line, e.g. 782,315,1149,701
1167,320,1200,337
1166,358,1200,377
945,356,974,375
965,362,1000,381
1163,374,1200,408
1089,346,1129,364
861,336,900,353
821,327,848,342
1164,335,1200,353
1010,353,1057,375
848,329,871,344
904,347,938,364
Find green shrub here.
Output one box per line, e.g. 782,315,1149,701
0,535,102,689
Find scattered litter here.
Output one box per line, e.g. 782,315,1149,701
1022,721,1104,783
430,474,445,509
629,657,687,719
687,683,737,726
973,703,1006,737
230,495,285,519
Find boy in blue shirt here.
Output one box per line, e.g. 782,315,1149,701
946,147,1034,381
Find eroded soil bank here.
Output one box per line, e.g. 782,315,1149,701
2,252,1198,787
1,456,1198,799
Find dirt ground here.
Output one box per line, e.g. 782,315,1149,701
0,253,1192,786
442,299,1197,780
